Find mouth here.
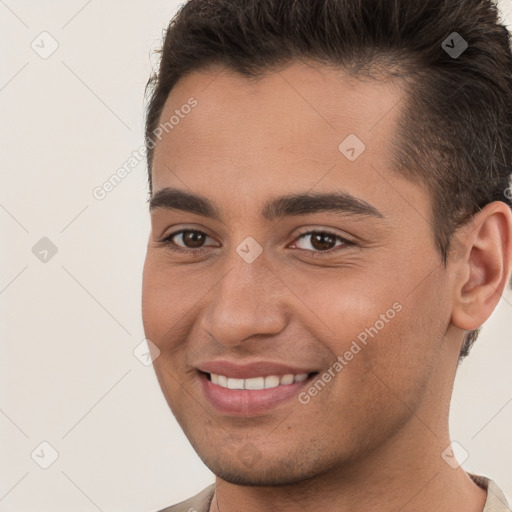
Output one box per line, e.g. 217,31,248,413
201,370,320,390
197,370,320,416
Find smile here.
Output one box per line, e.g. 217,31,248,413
198,371,320,416
208,372,310,390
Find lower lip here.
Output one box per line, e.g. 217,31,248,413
198,371,317,417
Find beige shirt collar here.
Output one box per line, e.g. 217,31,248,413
470,474,512,512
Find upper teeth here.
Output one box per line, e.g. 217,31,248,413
210,373,309,390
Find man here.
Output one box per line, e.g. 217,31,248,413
141,0,512,510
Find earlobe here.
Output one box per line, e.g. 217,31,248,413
450,202,512,332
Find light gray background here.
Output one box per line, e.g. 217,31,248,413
0,1,511,511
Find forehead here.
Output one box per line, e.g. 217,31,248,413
151,61,418,217
154,61,404,150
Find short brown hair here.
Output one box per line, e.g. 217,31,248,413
144,0,512,360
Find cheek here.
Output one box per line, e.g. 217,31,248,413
279,264,401,350
141,254,215,347
141,255,179,345
292,263,443,385
341,282,449,414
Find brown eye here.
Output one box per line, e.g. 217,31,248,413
160,229,218,254
292,230,348,253
178,230,207,248
309,232,336,251
288,229,356,259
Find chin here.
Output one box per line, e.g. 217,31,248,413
198,445,339,488
207,463,318,487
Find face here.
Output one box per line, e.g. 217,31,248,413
142,61,457,486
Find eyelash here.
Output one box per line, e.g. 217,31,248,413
159,229,354,258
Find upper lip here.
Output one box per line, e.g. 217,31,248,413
196,360,318,379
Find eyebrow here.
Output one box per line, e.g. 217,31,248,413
149,187,384,220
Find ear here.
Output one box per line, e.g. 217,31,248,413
450,201,512,332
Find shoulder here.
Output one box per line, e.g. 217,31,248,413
153,483,215,512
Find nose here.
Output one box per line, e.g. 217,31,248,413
199,254,288,347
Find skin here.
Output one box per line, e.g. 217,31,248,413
141,61,512,512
